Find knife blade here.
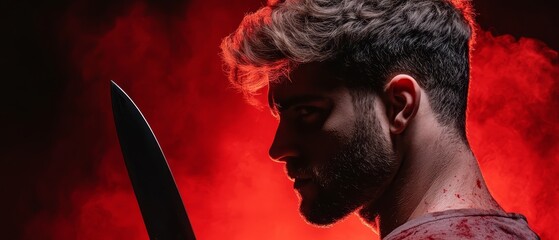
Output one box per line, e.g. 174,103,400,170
111,80,196,240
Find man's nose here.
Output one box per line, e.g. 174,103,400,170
268,121,298,162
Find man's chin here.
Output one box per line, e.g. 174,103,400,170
299,198,351,227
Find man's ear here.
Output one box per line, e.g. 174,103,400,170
384,74,421,135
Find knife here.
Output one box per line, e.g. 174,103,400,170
111,80,196,240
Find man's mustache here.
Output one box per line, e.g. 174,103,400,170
285,159,314,180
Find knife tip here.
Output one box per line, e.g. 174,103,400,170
110,80,119,89
110,80,125,96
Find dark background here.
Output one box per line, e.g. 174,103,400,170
1,0,557,239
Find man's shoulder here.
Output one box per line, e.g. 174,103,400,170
384,209,539,240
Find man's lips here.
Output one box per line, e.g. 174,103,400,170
286,168,312,181
287,172,312,182
285,164,313,188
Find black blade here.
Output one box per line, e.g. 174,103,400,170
110,81,196,240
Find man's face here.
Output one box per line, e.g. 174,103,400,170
268,62,399,225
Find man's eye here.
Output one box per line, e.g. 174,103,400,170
294,106,319,117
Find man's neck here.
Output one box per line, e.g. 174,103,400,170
360,125,503,238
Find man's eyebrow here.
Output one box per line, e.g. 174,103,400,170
270,95,328,111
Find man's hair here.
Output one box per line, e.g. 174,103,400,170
221,0,475,139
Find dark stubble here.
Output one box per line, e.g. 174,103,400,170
301,100,397,226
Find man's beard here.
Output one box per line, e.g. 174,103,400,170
299,111,397,226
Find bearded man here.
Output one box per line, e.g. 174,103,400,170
220,0,539,238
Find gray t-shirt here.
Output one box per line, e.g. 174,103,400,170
384,209,539,239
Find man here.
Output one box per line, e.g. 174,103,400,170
221,0,539,238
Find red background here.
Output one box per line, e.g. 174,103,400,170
1,0,558,239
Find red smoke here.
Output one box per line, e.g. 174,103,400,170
468,31,559,239
23,1,558,239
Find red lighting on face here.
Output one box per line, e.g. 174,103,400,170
21,1,557,239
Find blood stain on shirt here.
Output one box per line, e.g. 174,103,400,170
456,219,473,238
